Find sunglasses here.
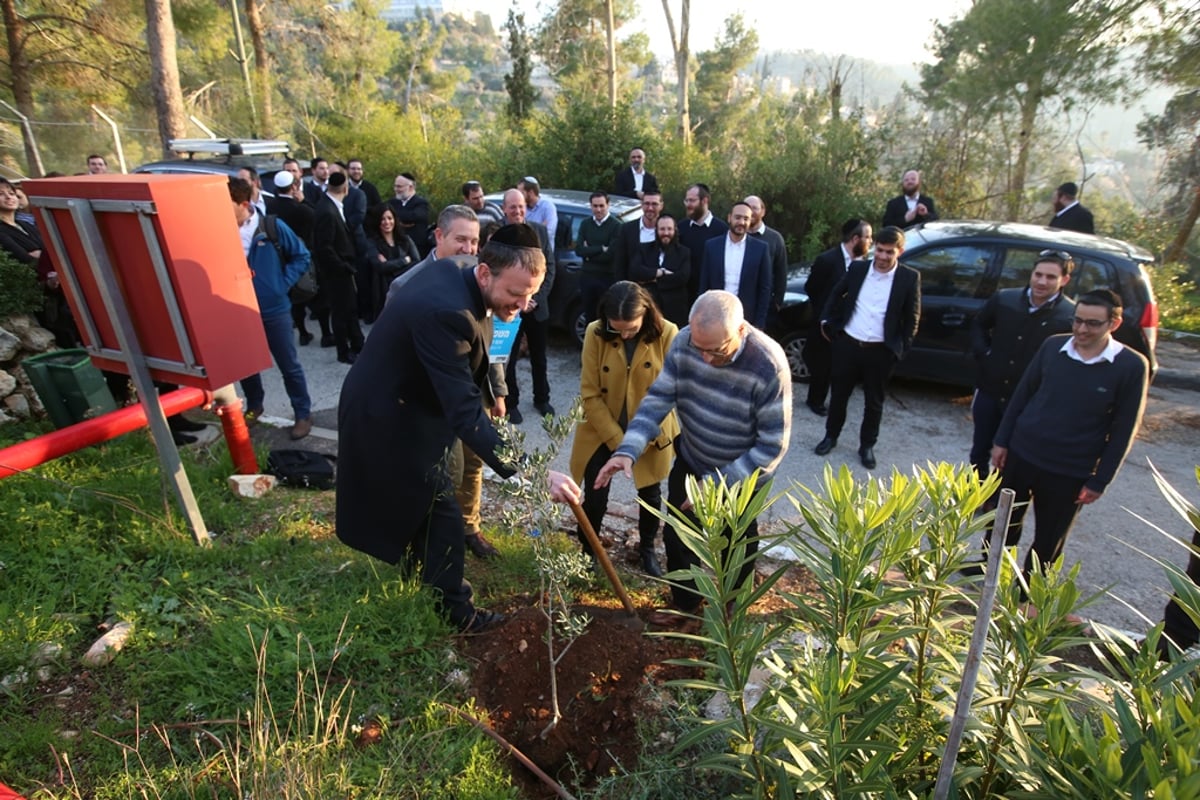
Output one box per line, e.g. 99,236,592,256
1038,249,1073,263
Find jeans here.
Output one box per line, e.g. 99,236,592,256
241,311,312,419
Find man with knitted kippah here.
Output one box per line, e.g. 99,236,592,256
986,288,1148,578
595,290,792,619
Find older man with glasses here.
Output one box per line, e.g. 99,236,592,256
595,290,791,622
976,288,1149,581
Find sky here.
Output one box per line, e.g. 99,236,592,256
451,0,974,66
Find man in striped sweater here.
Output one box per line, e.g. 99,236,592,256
596,290,792,617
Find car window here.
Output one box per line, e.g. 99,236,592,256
557,212,585,251
902,245,992,297
998,247,1117,297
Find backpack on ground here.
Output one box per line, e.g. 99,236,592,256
266,449,335,490
259,214,319,305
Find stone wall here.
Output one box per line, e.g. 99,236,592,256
0,314,60,423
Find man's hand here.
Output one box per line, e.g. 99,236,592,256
990,445,1008,472
548,470,582,504
594,455,634,488
490,397,506,418
1076,486,1102,505
915,203,929,218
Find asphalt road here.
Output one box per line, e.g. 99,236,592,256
247,329,1200,636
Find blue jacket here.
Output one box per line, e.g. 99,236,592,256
248,212,311,317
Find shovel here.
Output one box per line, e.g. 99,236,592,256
567,498,644,631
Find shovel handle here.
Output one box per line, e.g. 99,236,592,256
567,498,638,617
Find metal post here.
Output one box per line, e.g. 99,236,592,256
0,100,45,177
90,106,128,174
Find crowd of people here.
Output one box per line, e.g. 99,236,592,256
4,152,1191,655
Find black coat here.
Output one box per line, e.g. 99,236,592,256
698,235,774,330
971,288,1076,402
750,224,788,310
821,261,921,359
805,245,849,335
354,179,382,209
312,195,357,278
882,194,938,229
611,218,655,280
613,166,659,199
336,263,516,564
678,216,729,301
1048,203,1095,234
628,241,691,325
267,195,315,247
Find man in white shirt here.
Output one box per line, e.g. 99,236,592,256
520,176,558,247
697,202,774,329
815,226,921,469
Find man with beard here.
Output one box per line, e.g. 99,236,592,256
882,169,938,229
679,183,729,302
462,180,505,227
614,147,660,200
628,213,691,325
336,224,582,633
613,189,663,280
303,157,330,206
803,218,873,416
698,201,773,330
1048,182,1095,234
347,159,382,208
389,172,432,254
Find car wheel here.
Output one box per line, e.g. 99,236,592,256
569,300,587,347
779,330,810,383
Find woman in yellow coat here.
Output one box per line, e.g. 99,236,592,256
569,281,679,576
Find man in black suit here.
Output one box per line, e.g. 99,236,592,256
389,172,432,255
612,190,662,280
614,147,660,200
628,213,691,325
679,183,729,303
698,201,774,329
270,170,327,346
500,188,556,424
1048,182,1095,234
803,218,873,416
303,157,329,206
312,171,363,364
882,170,938,229
743,195,789,315
330,162,373,320
336,225,582,633
815,226,921,469
347,158,382,208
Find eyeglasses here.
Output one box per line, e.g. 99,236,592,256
1072,316,1110,329
688,334,734,358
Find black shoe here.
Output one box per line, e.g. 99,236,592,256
859,446,876,469
507,406,524,425
640,549,663,578
458,609,505,634
171,431,198,446
169,415,207,433
299,330,314,346
534,401,556,417
337,353,357,365
959,560,985,577
466,532,499,559
814,437,837,456
320,334,336,348
806,401,828,417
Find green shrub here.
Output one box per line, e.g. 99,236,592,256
0,249,43,321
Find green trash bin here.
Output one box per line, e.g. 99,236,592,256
22,349,117,429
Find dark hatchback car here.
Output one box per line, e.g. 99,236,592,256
773,221,1159,386
486,189,642,343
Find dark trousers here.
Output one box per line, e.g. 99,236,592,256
970,389,1006,479
803,329,832,407
665,455,758,612
320,269,363,359
580,273,615,326
504,314,550,408
825,335,897,447
1160,527,1200,656
986,449,1086,574
410,492,475,627
578,444,662,554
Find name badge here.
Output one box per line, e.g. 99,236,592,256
489,318,521,364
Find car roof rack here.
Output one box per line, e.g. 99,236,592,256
168,138,292,158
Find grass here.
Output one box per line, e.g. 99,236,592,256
0,422,538,798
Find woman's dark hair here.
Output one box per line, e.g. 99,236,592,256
597,281,664,342
364,202,395,239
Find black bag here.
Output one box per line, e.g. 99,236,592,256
259,214,319,305
266,449,335,490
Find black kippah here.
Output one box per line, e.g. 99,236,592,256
327,172,347,188
490,223,541,249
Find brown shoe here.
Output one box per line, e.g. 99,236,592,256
290,417,313,440
466,532,499,559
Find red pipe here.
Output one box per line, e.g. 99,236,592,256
214,395,259,475
0,387,210,480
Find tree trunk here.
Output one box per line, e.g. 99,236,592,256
660,0,690,145
1007,92,1039,221
243,0,273,137
0,0,40,175
1164,174,1200,265
604,0,616,110
144,0,187,157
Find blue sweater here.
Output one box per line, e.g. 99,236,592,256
248,213,311,317
995,334,1148,493
616,325,792,482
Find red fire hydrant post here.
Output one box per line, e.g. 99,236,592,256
210,385,258,476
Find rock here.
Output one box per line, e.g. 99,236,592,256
81,621,134,667
0,369,15,397
4,392,30,418
0,328,19,361
2,314,33,335
20,326,57,353
228,474,278,498
32,642,63,666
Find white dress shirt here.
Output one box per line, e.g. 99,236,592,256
722,235,747,294
844,262,897,342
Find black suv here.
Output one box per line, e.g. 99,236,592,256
486,189,642,343
773,221,1159,385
